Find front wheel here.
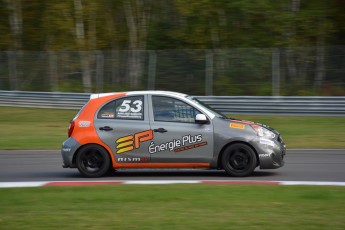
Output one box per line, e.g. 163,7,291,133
222,143,257,177
76,145,111,178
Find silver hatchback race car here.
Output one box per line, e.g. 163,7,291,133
61,91,285,177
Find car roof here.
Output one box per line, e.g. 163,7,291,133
90,90,216,119
90,91,188,100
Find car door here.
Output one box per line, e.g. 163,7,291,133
148,95,214,163
94,95,152,163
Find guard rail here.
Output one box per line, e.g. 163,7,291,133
0,90,344,116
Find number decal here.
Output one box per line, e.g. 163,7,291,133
131,100,142,113
119,100,132,112
118,100,143,113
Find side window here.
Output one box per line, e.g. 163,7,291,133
152,96,200,123
98,96,144,120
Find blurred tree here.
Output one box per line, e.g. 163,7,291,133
0,3,11,50
42,1,75,50
5,0,22,50
280,0,336,94
0,0,343,95
73,0,92,93
123,0,152,88
0,0,342,50
4,0,22,90
146,1,182,49
41,0,117,92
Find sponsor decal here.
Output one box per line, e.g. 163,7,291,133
229,123,245,129
101,112,115,118
62,148,71,152
117,157,149,162
115,130,208,155
230,119,254,124
259,153,272,158
117,112,142,119
174,141,208,152
78,121,91,127
115,129,153,154
149,134,207,154
259,138,275,147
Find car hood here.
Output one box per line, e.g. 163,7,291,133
228,118,281,136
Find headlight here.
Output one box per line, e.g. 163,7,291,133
251,125,276,139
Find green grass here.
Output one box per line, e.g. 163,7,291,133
0,107,77,149
0,106,344,149
237,115,345,148
0,184,344,229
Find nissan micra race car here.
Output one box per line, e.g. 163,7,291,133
61,91,285,177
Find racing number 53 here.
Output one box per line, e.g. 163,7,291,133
119,100,143,113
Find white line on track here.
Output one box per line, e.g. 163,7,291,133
1,180,345,188
0,182,48,188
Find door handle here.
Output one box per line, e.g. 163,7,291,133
99,126,113,131
153,128,167,133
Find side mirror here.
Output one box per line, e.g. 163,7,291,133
195,114,208,124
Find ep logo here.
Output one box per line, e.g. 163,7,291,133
115,130,153,154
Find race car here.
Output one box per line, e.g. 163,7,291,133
61,91,286,177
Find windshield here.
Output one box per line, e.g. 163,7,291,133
187,96,228,119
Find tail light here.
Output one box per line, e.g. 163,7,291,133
68,120,75,137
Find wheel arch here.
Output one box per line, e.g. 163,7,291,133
72,143,114,168
217,141,259,169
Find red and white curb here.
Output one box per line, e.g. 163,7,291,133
1,180,345,188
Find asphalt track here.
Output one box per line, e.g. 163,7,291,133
0,149,344,183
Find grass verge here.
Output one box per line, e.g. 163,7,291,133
0,106,344,149
0,184,344,229
237,115,345,148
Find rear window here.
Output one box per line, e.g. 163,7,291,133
97,96,144,120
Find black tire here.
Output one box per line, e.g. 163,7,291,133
76,144,111,178
221,143,257,177
106,167,117,176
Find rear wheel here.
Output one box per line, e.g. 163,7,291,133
76,145,111,178
222,143,257,177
